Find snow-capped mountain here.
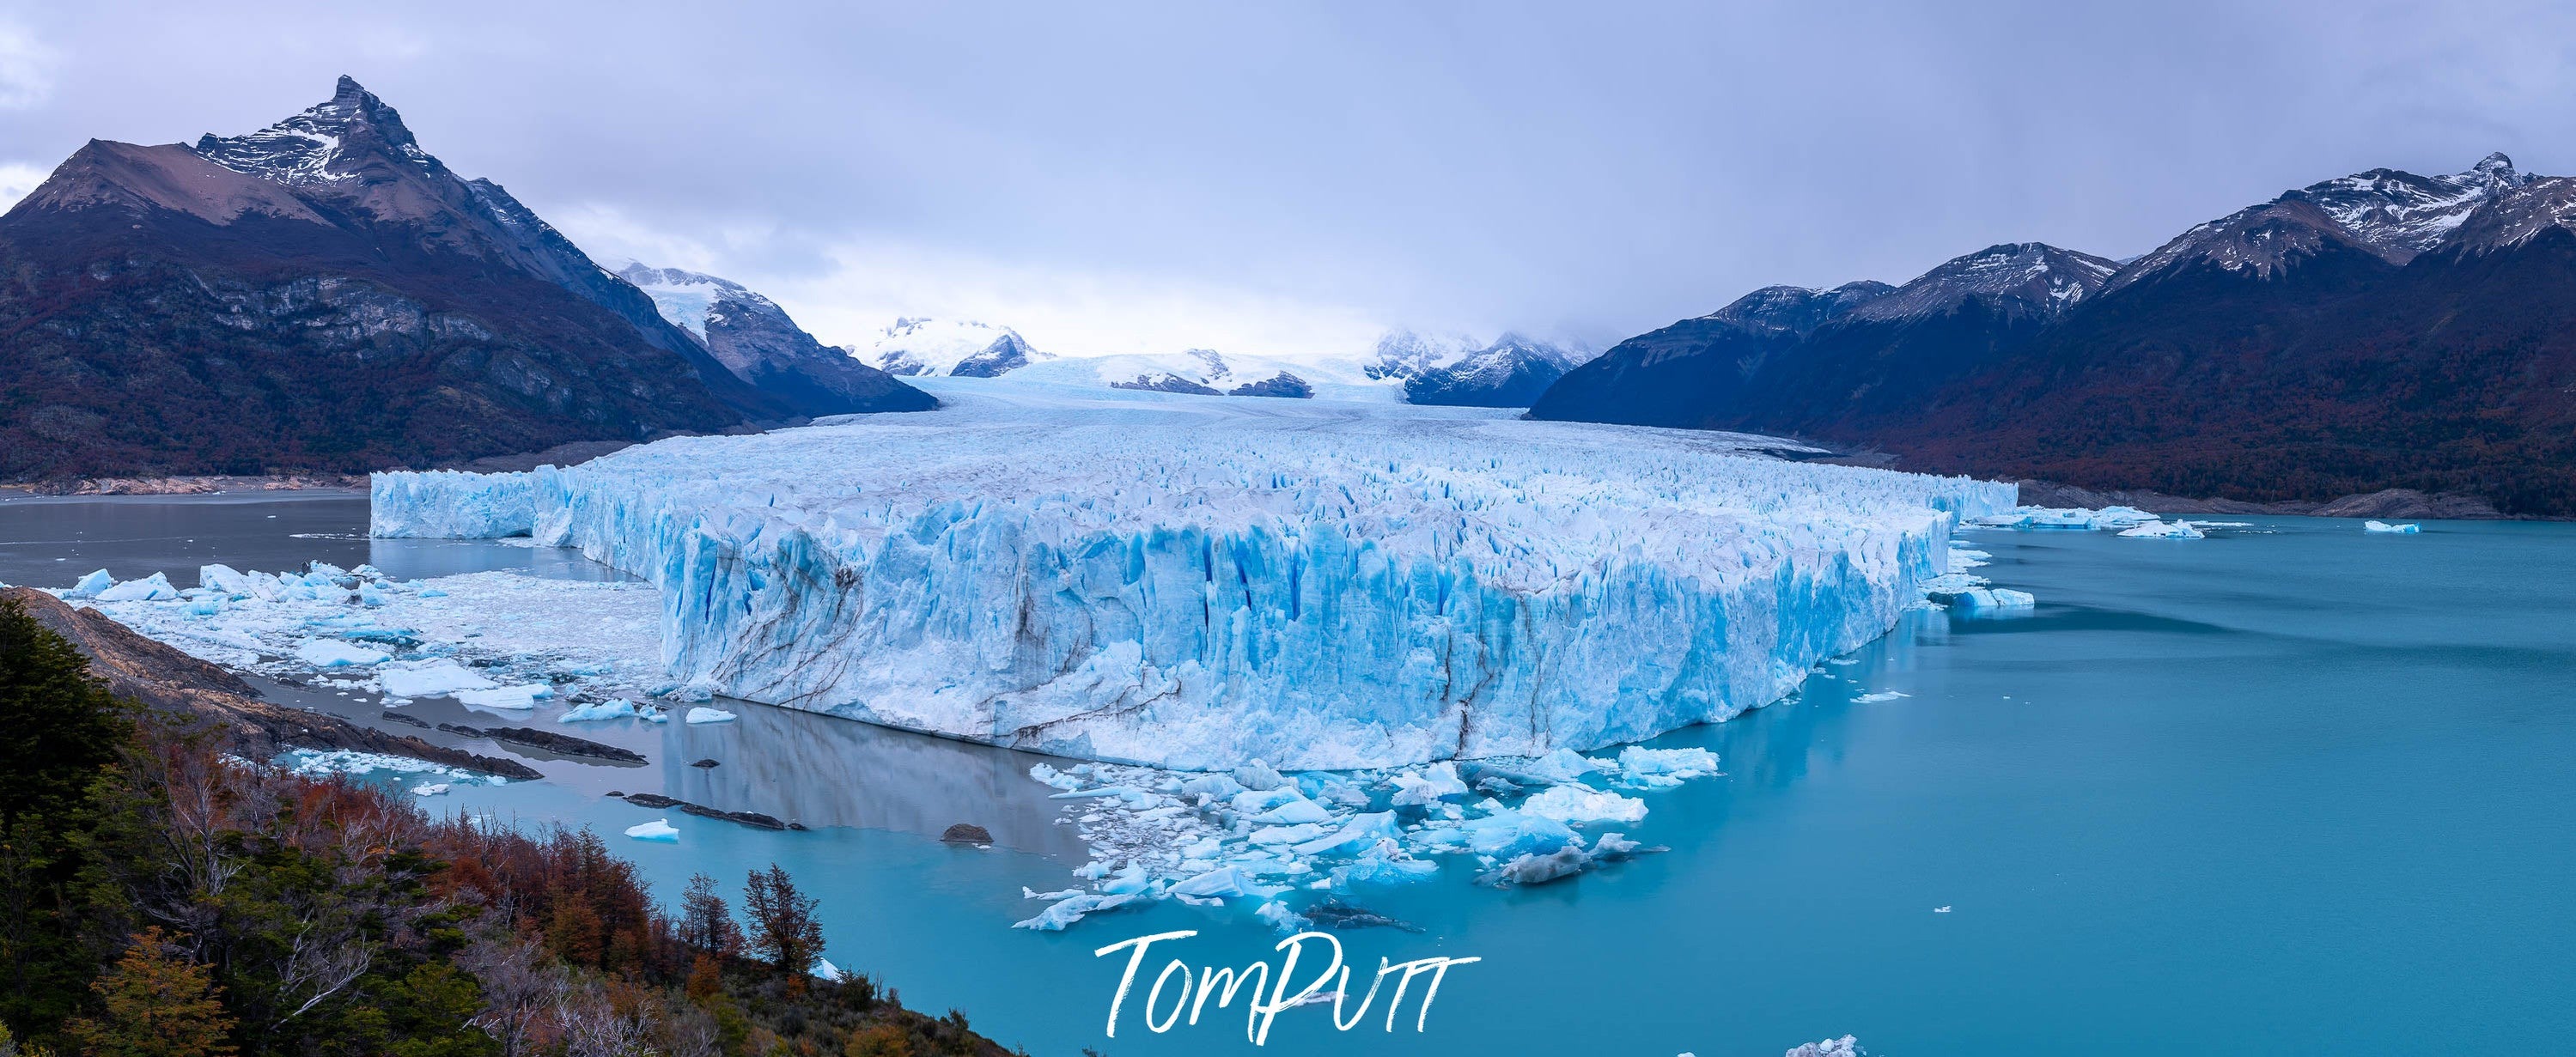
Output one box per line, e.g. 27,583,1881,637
1843,242,2119,324
0,76,930,481
618,263,933,415
2107,153,2532,292
853,318,1049,378
1699,282,1895,336
1533,152,2576,516
1363,330,1591,407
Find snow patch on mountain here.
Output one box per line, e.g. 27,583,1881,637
614,263,767,339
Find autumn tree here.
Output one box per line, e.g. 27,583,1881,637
677,873,742,957
740,865,825,991
63,928,237,1057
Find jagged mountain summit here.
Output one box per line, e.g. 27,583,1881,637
1532,153,2576,515
2106,153,2533,293
854,318,1049,378
618,264,935,415
0,76,927,481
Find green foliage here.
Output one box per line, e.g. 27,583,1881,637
0,597,132,829
0,597,134,1036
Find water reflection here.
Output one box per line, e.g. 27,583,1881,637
654,704,1087,859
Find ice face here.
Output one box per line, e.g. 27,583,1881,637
370,380,2014,769
369,470,536,538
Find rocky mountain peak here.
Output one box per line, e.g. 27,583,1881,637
1699,282,1893,337
1845,242,2117,324
193,76,429,186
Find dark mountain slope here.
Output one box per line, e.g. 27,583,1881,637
1531,155,2576,515
0,77,925,480
1530,242,2115,434
1911,225,2576,512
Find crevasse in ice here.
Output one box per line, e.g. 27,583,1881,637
369,381,2015,769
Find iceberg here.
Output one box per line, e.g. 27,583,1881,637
2116,519,2206,539
455,683,552,710
2364,520,2421,534
1951,587,2036,611
1519,785,1648,824
685,707,738,725
94,572,179,602
64,568,115,598
557,699,642,723
378,660,500,698
624,818,680,842
369,380,2013,770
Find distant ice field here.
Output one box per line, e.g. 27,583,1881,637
372,378,2014,769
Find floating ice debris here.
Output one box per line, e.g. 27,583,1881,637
685,707,738,725
295,640,389,667
411,783,451,797
1519,785,1648,825
283,749,490,783
624,818,679,842
372,385,2013,770
2117,519,2207,539
1013,891,1138,931
455,683,552,710
94,572,179,602
2364,520,2421,534
72,562,662,720
1014,748,1708,932
1934,906,1952,914
64,568,115,598
1610,746,1721,789
1854,691,1910,703
1785,1036,1867,1057
1388,761,1469,806
558,699,642,722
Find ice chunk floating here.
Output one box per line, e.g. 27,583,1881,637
371,379,2014,769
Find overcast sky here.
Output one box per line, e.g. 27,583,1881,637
4,1,2573,356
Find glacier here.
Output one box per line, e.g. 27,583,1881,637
370,378,2014,770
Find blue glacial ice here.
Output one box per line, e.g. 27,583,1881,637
2365,519,2421,534
368,470,537,538
370,380,2015,771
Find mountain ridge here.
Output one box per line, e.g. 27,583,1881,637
1529,153,2576,515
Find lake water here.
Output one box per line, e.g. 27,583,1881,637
3,492,2569,1055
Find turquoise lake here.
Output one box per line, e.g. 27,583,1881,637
3,494,2568,1055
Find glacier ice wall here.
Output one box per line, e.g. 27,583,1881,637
370,470,536,538
372,381,2013,769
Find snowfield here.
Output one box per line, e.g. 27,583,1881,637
371,378,2013,770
